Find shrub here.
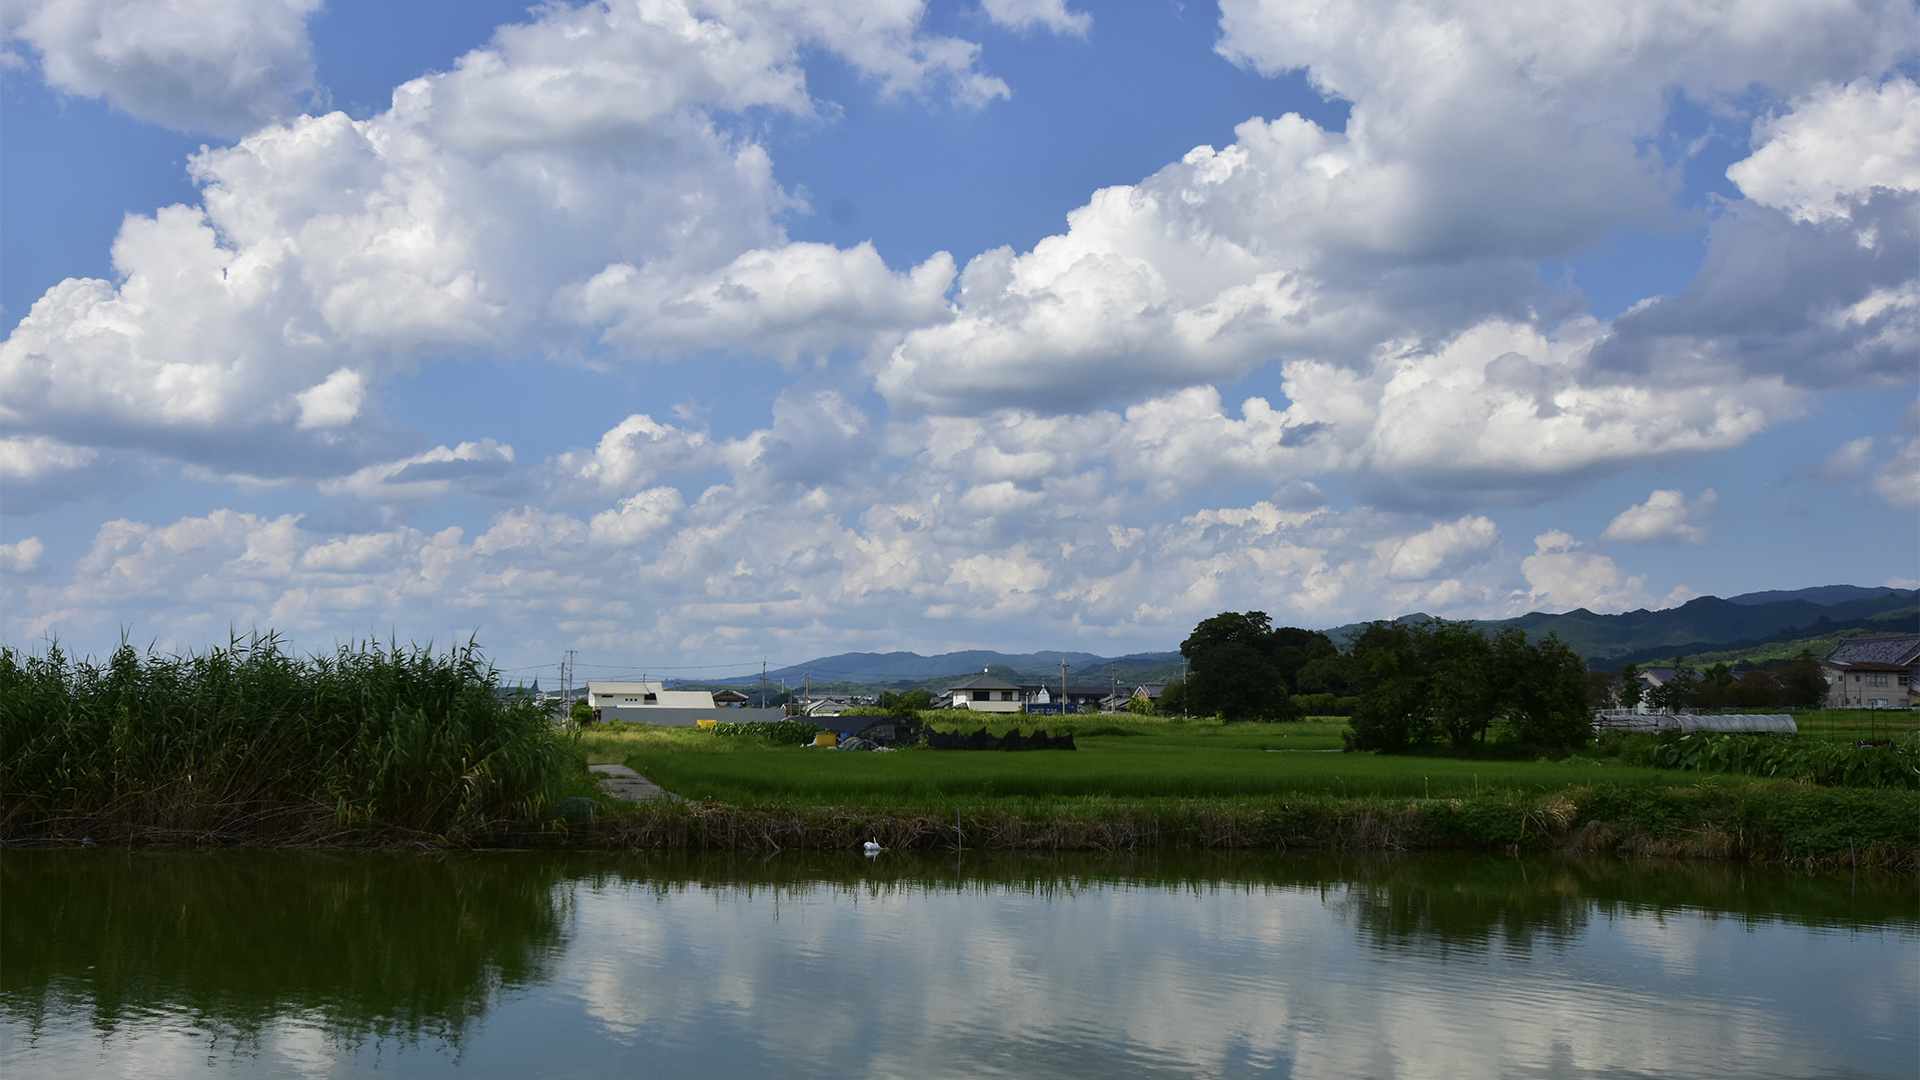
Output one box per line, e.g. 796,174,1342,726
1293,693,1360,716
1648,731,1920,789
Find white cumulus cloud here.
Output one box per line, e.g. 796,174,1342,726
294,368,365,430
1517,530,1650,613
1729,77,1920,223
0,0,1005,495
0,536,45,573
1601,489,1718,544
5,0,321,135
980,0,1090,37
1376,515,1499,581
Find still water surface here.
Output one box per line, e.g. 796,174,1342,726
3,849,1913,1079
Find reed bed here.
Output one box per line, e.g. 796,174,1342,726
0,636,574,843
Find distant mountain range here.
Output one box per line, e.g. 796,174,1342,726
1326,585,1917,667
706,649,1185,692
688,585,1917,689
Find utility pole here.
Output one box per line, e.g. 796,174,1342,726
761,658,768,711
1060,659,1069,716
1110,666,1117,713
562,649,577,726
1181,656,1189,718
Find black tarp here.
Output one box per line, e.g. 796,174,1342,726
926,727,1076,751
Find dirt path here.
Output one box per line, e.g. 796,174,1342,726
589,763,679,803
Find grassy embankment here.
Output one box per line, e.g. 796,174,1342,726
578,713,1920,870
0,638,592,844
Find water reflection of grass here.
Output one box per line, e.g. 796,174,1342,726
5,847,1911,1062
568,847,1920,932
0,849,570,1050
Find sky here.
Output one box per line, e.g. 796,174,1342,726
1,0,1916,681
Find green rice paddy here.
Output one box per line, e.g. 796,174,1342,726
585,718,1746,808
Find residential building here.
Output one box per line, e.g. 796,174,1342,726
585,680,787,725
588,680,716,710
944,671,1025,713
1820,635,1920,709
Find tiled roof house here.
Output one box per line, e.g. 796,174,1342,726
1821,635,1920,709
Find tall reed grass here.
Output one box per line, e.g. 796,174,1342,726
0,635,573,842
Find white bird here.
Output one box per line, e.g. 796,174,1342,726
863,838,883,854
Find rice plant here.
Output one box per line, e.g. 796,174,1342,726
0,634,574,841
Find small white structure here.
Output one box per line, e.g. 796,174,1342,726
1594,711,1798,735
588,681,716,710
586,680,786,726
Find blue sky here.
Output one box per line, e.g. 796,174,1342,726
2,0,1916,678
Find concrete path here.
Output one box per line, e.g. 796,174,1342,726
590,763,679,803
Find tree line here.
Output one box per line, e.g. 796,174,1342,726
1590,654,1827,713
1174,611,1591,751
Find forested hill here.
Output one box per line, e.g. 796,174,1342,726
711,650,1184,690
1326,585,1918,667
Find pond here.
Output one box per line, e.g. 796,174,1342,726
3,849,1913,1079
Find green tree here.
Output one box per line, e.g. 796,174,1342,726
569,698,594,726
1425,621,1497,749
1496,630,1592,750
1345,621,1427,752
1730,668,1785,708
1268,626,1339,692
1345,621,1591,752
1585,668,1620,709
1158,679,1189,717
1181,611,1297,721
878,689,933,716
1618,662,1644,711
1695,662,1736,708
1295,653,1351,695
1778,651,1828,708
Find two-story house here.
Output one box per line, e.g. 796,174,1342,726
1821,636,1920,709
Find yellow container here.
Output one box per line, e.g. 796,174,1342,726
814,732,837,746
697,718,719,730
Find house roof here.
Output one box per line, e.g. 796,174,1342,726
1135,683,1166,697
589,680,662,694
947,672,1023,691
1824,635,1920,669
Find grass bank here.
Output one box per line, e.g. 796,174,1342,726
567,785,1918,872
0,638,584,844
